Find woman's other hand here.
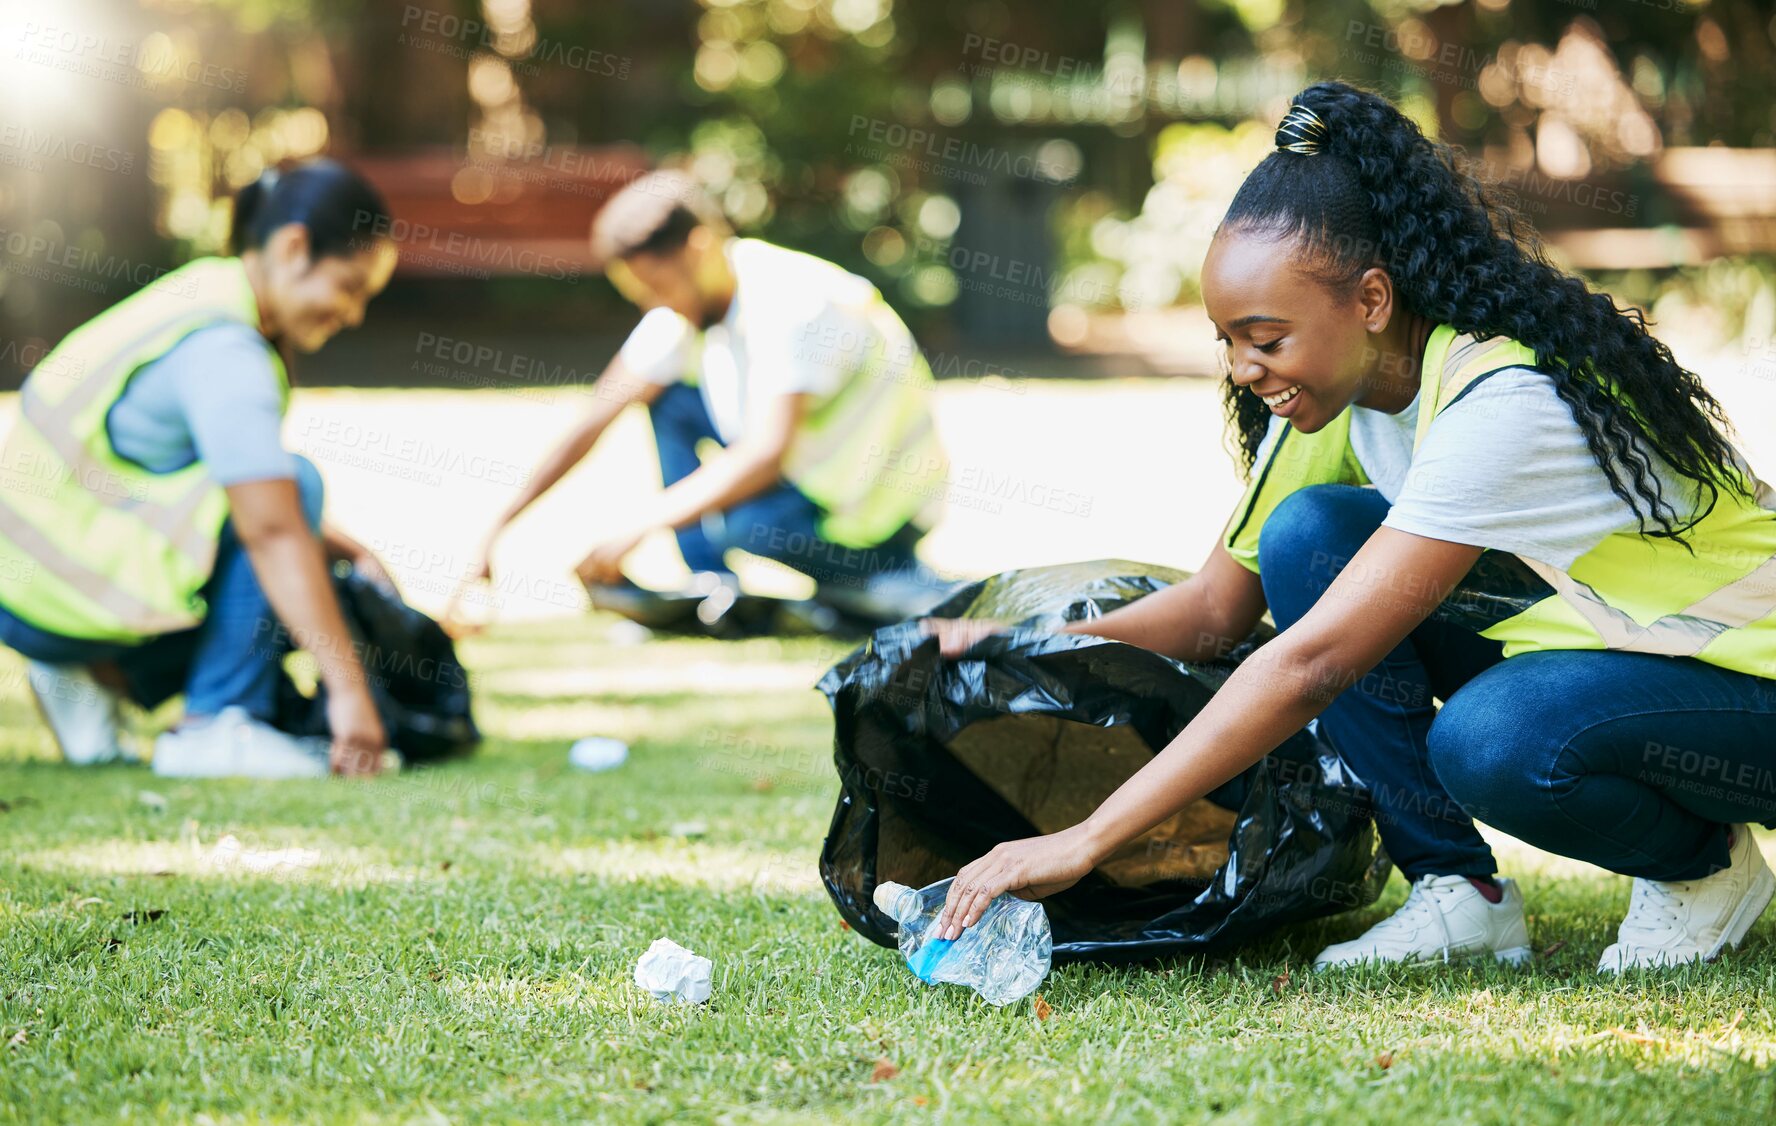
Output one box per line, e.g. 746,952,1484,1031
921,617,1013,659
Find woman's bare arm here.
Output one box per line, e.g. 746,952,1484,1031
929,531,1267,662
225,479,386,774
472,358,664,575
1060,541,1268,662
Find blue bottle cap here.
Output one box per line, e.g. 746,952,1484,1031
907,937,954,983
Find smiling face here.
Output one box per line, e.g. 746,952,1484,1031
257,225,396,353
1201,227,1405,432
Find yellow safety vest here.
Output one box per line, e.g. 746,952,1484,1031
1223,324,1776,680
784,290,948,549
0,257,288,642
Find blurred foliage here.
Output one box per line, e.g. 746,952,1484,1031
133,0,1776,327
1599,255,1776,360
12,0,1776,358
567,0,1774,332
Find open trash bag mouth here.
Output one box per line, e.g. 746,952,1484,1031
816,559,1399,963
276,566,481,764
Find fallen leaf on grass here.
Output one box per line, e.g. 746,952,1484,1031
870,1058,900,1082
1033,994,1053,1021
1375,1051,1394,1070
211,834,320,873
1270,971,1291,996
838,919,851,931
750,777,774,793
1540,941,1567,958
912,1096,928,1107
440,860,453,872
1609,1028,1666,1047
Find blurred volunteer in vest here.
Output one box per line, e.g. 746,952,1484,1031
927,83,1776,975
471,170,947,610
0,160,398,778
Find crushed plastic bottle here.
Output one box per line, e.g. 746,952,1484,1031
872,879,1052,1006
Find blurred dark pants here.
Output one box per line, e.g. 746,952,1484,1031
647,380,922,589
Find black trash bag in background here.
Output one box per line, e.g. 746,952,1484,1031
817,558,1395,963
585,569,954,641
276,566,481,764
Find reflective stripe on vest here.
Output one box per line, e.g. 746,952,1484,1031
0,491,197,636
1516,553,1776,657
780,295,948,548
0,257,285,642
19,314,232,569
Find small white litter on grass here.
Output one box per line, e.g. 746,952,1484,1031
634,938,713,1004
569,737,629,772
606,620,655,646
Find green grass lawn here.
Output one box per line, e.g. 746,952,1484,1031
2,615,1774,1124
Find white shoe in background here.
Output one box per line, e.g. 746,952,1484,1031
26,661,136,765
1313,874,1532,969
1599,825,1775,973
152,707,331,780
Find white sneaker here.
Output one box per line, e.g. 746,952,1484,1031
1314,874,1532,970
1598,825,1774,973
152,707,331,780
26,661,137,765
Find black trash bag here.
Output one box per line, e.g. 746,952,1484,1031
585,579,850,639
276,566,481,764
1425,548,1555,633
586,573,955,641
817,558,1395,963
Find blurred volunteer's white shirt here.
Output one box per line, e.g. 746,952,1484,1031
616,238,912,444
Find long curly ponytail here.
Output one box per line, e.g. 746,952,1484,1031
1220,80,1745,540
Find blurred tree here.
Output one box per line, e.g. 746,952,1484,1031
7,0,1773,384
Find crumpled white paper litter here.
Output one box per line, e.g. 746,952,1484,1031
569,737,629,772
634,937,713,1004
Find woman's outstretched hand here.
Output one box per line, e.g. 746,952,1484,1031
921,617,1012,659
935,823,1104,940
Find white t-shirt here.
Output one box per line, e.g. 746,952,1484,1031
615,238,906,444
1264,367,1705,571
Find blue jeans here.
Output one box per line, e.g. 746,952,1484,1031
1258,483,1776,883
647,380,924,588
0,456,326,721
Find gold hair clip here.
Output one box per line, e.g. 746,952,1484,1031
1276,104,1327,156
